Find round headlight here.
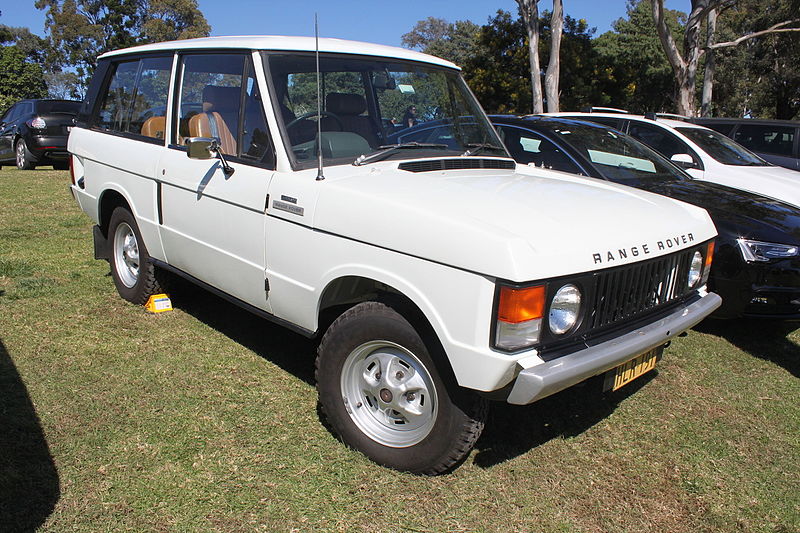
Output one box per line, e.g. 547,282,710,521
688,251,703,287
549,284,581,335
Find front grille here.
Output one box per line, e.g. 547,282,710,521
532,245,707,360
398,158,515,173
588,248,695,330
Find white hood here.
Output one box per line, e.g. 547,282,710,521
313,160,717,282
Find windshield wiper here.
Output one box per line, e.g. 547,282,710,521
353,142,449,166
461,142,506,157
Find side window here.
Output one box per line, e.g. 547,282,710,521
497,125,582,174
733,124,795,157
1,104,17,123
95,56,172,140
129,57,172,139
176,53,274,167
628,122,698,164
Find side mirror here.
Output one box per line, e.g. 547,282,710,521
670,153,697,169
186,137,216,160
185,136,234,176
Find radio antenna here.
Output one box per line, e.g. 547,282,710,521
315,13,325,181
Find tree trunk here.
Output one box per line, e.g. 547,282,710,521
545,0,563,112
518,0,543,114
701,9,717,117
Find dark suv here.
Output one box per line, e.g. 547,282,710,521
0,99,82,170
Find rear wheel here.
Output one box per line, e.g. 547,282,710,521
15,139,36,170
108,207,164,304
316,301,487,474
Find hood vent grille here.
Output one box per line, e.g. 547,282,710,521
398,158,515,173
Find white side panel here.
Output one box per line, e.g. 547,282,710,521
68,127,166,261
264,215,519,392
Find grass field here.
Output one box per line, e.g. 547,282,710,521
0,167,798,532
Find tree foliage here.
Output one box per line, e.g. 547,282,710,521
461,9,602,114
401,17,480,68
0,45,48,111
710,0,800,119
594,0,685,113
35,0,211,89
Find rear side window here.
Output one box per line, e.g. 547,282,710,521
95,56,172,141
733,124,795,157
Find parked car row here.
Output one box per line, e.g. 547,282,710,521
0,99,82,170
490,115,800,320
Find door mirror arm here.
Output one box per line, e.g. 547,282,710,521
186,137,235,176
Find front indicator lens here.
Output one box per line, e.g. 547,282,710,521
688,251,703,288
737,238,798,263
495,285,545,351
549,284,581,335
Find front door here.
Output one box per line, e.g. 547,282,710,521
158,51,277,311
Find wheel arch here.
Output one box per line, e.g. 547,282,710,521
316,274,458,384
97,188,134,237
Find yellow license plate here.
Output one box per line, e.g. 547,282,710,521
607,349,658,392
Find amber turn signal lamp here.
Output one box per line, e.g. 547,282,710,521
497,285,546,323
705,240,715,268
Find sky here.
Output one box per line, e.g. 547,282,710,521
1,1,691,48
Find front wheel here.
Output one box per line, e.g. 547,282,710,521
108,207,164,304
316,301,487,474
16,139,36,170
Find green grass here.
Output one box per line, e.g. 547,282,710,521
0,167,798,532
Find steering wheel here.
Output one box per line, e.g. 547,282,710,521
286,110,344,131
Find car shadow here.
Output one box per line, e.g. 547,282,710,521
0,339,60,531
168,283,317,386
472,372,655,469
694,319,799,378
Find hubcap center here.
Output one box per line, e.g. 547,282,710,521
379,388,393,403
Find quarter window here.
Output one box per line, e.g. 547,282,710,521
95,56,172,140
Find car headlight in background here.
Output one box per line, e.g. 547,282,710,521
549,284,582,335
737,238,799,263
494,285,544,351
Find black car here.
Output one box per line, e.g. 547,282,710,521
692,117,800,171
0,99,82,170
491,115,800,320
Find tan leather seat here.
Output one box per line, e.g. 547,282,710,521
141,116,166,139
187,85,239,155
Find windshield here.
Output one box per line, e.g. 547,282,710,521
539,121,688,183
676,127,768,166
265,53,507,168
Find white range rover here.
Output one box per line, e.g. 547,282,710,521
68,36,721,474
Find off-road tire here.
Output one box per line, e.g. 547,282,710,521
108,207,164,305
316,301,487,475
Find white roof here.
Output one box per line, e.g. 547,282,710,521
98,35,460,70
542,112,709,131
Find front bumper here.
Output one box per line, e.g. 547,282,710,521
506,292,722,405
